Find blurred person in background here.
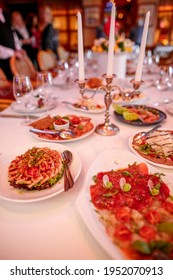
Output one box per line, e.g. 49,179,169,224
96,1,120,39
0,0,26,80
38,5,59,58
11,11,37,65
26,12,40,68
129,16,144,46
26,12,40,51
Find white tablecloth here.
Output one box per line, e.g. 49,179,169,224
0,75,173,260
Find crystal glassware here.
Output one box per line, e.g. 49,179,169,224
13,75,33,125
36,71,53,111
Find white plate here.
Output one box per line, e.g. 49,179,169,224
85,86,104,93
30,120,96,143
75,149,173,259
0,142,81,203
129,130,173,169
65,98,105,114
11,98,57,114
112,93,149,106
166,102,173,115
111,79,149,105
122,79,153,90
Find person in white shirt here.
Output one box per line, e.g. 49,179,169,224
0,3,26,79
11,11,38,65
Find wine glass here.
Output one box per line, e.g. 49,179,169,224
13,75,34,125
36,71,53,112
153,67,173,106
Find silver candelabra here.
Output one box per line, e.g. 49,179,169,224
76,74,143,136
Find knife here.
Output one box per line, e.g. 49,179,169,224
0,114,39,120
29,128,60,134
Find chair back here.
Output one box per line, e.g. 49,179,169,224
0,68,7,81
57,46,69,62
10,55,37,80
37,50,57,71
0,98,13,111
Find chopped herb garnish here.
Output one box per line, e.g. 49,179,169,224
92,175,97,183
103,191,118,197
121,171,133,177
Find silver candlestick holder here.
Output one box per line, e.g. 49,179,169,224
76,74,143,136
75,79,96,100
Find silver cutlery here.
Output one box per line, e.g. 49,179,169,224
62,101,89,110
61,150,74,191
0,114,39,119
136,124,161,140
29,128,75,139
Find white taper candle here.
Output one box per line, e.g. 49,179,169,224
106,3,116,77
77,12,85,81
135,11,150,82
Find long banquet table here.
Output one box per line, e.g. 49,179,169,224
0,74,173,260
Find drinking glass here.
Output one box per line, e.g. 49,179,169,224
153,67,173,106
36,72,53,111
13,75,33,125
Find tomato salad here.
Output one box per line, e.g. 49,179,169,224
132,129,173,166
90,162,173,259
8,147,64,191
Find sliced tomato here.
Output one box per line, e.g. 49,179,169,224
27,167,39,178
159,183,170,200
145,209,161,224
138,162,148,176
162,201,173,214
114,225,132,241
115,207,131,223
71,116,80,124
139,225,156,241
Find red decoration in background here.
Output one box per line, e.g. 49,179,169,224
104,16,120,37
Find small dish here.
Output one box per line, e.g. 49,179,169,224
113,105,166,126
53,118,69,130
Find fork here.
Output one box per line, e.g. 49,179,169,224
61,150,74,191
136,124,161,140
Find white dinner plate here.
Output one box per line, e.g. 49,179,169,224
111,78,149,105
75,149,173,259
112,92,149,106
64,98,105,114
129,129,173,169
30,120,96,143
85,86,104,93
0,142,81,203
11,98,57,114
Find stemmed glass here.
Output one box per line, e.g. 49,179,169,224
13,75,34,125
155,67,173,105
36,72,53,112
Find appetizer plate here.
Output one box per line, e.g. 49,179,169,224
29,116,96,143
11,98,57,114
129,129,173,169
0,142,81,203
112,92,149,106
114,105,166,126
116,77,153,90
64,98,105,114
75,149,173,259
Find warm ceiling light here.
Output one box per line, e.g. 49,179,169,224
126,0,131,2
118,13,123,19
